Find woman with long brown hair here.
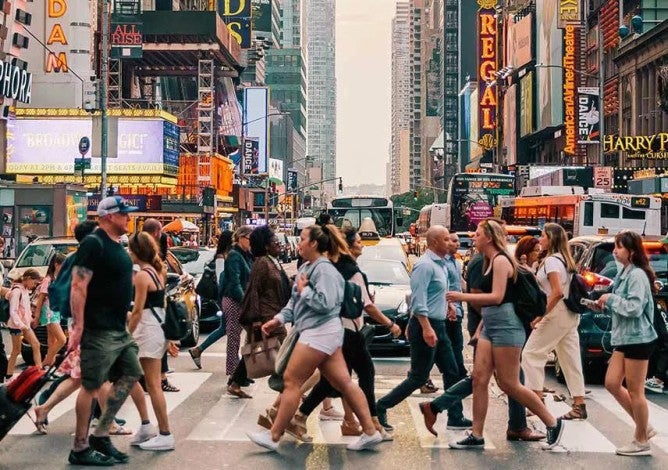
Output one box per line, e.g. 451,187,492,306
446,219,564,450
594,231,658,456
128,232,173,451
521,223,587,421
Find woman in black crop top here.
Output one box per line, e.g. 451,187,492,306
446,219,564,450
128,232,175,451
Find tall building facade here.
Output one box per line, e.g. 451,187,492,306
408,0,424,189
390,1,411,194
305,0,336,184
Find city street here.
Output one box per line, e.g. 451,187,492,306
0,259,667,468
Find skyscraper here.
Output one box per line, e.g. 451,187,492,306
305,0,337,187
390,1,411,194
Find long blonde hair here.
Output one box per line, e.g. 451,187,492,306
481,219,518,281
542,223,576,272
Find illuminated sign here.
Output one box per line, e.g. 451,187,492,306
0,60,32,104
577,87,600,144
558,0,581,28
563,25,577,155
218,0,252,48
45,0,69,73
604,133,668,160
6,119,174,174
477,0,498,151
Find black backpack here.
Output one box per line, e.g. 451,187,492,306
513,266,547,329
340,280,364,319
554,256,590,313
195,257,218,300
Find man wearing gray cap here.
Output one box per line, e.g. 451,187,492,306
67,196,143,466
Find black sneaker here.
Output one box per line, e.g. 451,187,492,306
449,431,485,450
447,417,473,430
68,447,115,466
377,409,394,432
544,418,564,450
89,435,129,464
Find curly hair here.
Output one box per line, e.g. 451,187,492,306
250,225,275,257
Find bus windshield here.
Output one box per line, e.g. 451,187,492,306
447,173,515,231
327,208,394,237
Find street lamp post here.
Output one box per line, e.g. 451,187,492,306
100,0,110,197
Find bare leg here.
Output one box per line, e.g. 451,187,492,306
471,339,494,438
73,387,98,451
22,329,42,369
341,398,356,423
624,357,650,442
34,377,82,422
130,381,150,422
319,348,375,436
605,352,634,416
141,358,170,433
6,335,22,376
44,323,66,367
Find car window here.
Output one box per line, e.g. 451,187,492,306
590,244,618,279
15,243,77,268
647,247,668,287
165,251,183,275
358,260,410,285
569,243,587,265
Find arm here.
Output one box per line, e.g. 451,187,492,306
32,292,47,328
409,263,438,346
225,252,246,303
602,271,649,318
544,271,564,314
448,256,512,306
68,265,92,352
299,266,342,314
128,272,150,334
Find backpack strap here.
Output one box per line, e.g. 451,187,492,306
140,268,164,325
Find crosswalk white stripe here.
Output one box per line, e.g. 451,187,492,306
587,386,668,453
8,372,211,436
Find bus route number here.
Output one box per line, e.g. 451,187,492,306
631,197,650,209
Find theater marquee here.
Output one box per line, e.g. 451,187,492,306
477,0,498,151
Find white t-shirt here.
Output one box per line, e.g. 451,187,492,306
537,254,569,296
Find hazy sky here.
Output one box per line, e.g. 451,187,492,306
336,0,395,187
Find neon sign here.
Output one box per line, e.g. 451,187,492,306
477,0,498,151
563,25,577,154
45,0,69,73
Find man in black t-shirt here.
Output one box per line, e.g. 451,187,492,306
67,197,143,466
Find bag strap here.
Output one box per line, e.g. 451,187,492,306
141,268,164,325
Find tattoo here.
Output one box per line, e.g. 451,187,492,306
70,266,93,326
96,375,140,433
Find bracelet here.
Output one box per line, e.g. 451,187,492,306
387,320,395,328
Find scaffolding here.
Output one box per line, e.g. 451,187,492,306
197,58,214,185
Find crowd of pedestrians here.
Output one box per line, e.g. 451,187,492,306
0,196,665,461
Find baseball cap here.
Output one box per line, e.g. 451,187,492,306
97,196,139,217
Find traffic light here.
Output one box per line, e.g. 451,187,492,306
338,177,343,192
83,78,100,112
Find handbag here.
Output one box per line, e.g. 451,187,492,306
144,268,189,341
242,323,281,379
274,328,300,375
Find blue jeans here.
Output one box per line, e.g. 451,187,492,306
431,368,527,432
377,316,464,423
446,317,466,379
198,313,226,352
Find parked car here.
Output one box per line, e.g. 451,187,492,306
357,258,411,355
171,247,220,331
560,234,668,383
18,240,202,364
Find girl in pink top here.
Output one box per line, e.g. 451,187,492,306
6,269,42,378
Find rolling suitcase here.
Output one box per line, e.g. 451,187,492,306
0,365,56,441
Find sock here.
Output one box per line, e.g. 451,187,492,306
160,431,171,436
141,420,150,425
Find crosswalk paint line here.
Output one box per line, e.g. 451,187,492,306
587,386,668,453
9,372,211,436
534,392,616,453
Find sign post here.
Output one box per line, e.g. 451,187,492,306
76,136,91,182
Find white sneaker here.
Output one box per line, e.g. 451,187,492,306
645,377,664,394
247,430,279,451
346,431,382,451
139,433,175,451
648,426,657,440
319,406,345,421
615,440,651,456
379,427,394,442
131,423,158,446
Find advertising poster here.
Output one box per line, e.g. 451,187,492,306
243,137,260,176
66,194,88,237
513,13,533,68
520,72,534,137
503,85,517,163
536,0,564,131
268,158,284,183
577,87,600,144
243,87,269,174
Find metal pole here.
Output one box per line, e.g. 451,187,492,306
101,0,109,196
264,176,269,222
598,11,605,166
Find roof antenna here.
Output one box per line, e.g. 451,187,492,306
642,219,647,237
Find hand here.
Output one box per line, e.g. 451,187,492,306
390,323,401,338
262,318,281,336
447,304,458,321
446,291,464,302
67,327,82,353
422,327,437,347
296,273,309,294
530,316,543,329
167,341,179,357
595,295,609,311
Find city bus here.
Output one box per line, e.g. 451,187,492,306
446,173,516,231
415,204,450,254
500,186,662,236
326,196,395,239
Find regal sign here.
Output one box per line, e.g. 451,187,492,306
563,25,577,155
477,0,498,151
604,133,668,160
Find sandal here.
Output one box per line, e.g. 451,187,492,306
161,379,180,392
560,403,587,420
286,416,312,442
109,422,133,435
227,384,252,399
29,410,48,435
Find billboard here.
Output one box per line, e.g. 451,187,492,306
268,158,283,183
218,0,252,48
477,1,499,151
252,0,272,33
536,0,563,131
6,118,172,174
513,14,533,68
578,87,600,144
243,87,269,174
503,85,517,164
558,0,581,28
520,72,534,137
242,137,260,175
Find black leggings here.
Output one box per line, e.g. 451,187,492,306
0,334,8,379
299,328,376,417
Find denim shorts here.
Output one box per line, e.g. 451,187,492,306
298,317,344,355
480,302,526,347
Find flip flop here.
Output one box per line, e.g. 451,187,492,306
109,422,133,435
28,411,48,435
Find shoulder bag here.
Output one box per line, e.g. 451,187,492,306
144,268,189,341
274,327,300,376
241,322,281,379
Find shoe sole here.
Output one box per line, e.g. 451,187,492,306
615,450,651,456
447,425,472,431
131,434,157,446
644,387,664,394
139,446,175,451
448,443,484,450
347,437,383,451
247,433,279,451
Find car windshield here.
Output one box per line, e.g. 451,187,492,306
589,243,668,286
15,243,77,268
358,259,410,286
171,249,215,276
359,245,406,264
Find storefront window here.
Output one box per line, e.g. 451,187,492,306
18,206,52,254
1,207,15,258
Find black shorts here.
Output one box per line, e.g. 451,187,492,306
614,341,657,360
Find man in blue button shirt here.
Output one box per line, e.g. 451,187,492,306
376,225,471,432
444,233,466,380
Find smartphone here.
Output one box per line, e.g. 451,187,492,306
580,298,598,308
